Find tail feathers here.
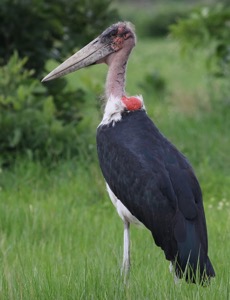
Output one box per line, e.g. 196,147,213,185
173,220,215,285
174,254,215,285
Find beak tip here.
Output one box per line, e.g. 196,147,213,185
41,75,51,83
41,34,110,83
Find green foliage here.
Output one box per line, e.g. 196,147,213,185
171,4,230,77
0,53,95,165
139,71,167,96
143,6,192,38
0,0,116,165
0,0,118,75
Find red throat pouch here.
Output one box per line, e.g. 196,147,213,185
121,96,142,111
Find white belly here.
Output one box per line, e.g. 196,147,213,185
106,183,142,225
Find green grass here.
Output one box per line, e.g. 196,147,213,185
0,160,229,299
1,37,230,299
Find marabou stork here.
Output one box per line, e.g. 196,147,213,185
42,22,215,284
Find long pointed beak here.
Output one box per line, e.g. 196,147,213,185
42,37,114,82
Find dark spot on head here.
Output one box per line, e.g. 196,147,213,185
100,25,118,43
99,22,136,50
108,29,118,37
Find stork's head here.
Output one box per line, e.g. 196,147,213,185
42,22,136,82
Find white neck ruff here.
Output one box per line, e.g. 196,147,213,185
99,94,145,126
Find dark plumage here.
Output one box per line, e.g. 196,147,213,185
97,110,215,283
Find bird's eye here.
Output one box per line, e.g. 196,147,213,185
122,30,130,39
109,29,117,37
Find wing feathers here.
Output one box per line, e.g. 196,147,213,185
97,110,214,282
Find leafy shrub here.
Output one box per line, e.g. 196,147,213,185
0,53,97,166
0,0,117,166
0,0,118,76
170,4,230,78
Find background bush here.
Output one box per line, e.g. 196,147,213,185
0,0,118,76
171,3,230,78
0,0,118,166
0,53,88,166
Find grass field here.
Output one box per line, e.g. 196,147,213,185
0,37,230,299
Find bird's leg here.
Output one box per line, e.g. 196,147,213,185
169,262,180,285
121,220,130,283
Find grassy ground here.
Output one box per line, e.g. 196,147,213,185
0,38,230,299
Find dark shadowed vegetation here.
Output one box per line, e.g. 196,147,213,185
0,0,117,165
0,0,118,75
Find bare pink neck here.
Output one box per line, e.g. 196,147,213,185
105,50,132,99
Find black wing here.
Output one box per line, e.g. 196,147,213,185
97,110,215,281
